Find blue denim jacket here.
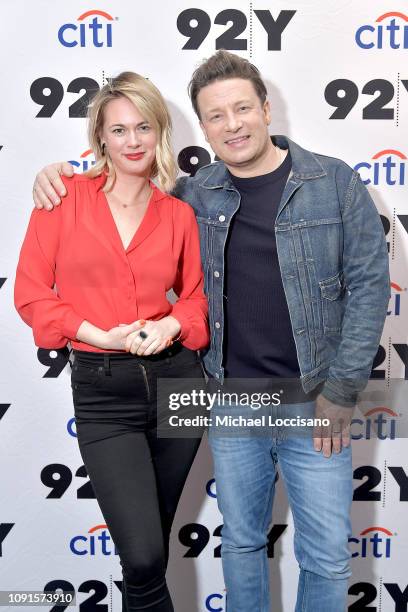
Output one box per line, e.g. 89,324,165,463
174,136,390,406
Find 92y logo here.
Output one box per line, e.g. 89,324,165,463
353,465,408,502
179,523,286,558
37,348,70,377
30,77,99,118
44,579,124,609
177,9,296,50
41,464,95,499
0,524,14,557
349,582,408,611
325,78,408,120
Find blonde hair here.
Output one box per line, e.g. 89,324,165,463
84,72,177,192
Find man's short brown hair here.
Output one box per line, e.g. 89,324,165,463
188,50,268,119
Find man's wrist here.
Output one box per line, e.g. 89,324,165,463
320,380,357,408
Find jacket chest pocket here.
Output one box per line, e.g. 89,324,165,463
319,271,346,333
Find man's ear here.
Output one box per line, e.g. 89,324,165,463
199,120,209,143
263,100,271,126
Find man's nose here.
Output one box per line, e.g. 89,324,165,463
225,112,243,132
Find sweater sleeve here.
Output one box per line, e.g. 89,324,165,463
14,201,85,348
170,203,210,351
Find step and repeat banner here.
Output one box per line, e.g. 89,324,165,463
1,1,407,610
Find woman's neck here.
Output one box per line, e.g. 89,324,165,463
110,172,151,207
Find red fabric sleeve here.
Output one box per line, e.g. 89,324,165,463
14,203,84,348
170,203,210,351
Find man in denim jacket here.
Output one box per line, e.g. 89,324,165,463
32,51,389,612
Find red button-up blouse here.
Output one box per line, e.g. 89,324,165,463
14,173,209,352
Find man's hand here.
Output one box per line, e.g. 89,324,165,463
33,162,75,210
313,394,354,458
125,316,181,356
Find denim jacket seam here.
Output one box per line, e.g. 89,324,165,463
343,171,359,214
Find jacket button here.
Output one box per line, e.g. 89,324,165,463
218,215,226,222
214,271,220,278
215,322,221,329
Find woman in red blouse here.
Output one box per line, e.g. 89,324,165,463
15,72,209,612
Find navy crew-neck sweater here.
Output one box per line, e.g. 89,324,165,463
223,150,303,383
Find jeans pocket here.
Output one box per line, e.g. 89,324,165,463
71,363,100,390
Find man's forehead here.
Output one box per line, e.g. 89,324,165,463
198,78,259,105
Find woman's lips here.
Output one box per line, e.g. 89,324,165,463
125,153,144,160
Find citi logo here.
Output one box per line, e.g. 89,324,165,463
206,478,217,499
58,10,114,48
355,12,408,49
351,407,397,440
388,282,406,316
68,149,96,173
205,592,226,611
70,524,118,556
67,416,77,438
354,149,406,186
349,526,394,558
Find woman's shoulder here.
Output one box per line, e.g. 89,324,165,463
154,184,196,220
33,173,106,224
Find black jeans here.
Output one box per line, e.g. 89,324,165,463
71,344,204,612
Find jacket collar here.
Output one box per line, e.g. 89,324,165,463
198,135,327,189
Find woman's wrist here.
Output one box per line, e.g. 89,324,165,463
76,320,110,349
165,315,181,339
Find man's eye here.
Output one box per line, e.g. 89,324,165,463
239,106,249,111
210,115,221,121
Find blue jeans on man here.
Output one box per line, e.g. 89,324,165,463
208,401,352,612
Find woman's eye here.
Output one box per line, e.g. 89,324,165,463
139,124,150,132
113,128,124,135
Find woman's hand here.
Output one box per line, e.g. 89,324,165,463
76,320,145,351
104,321,147,351
125,316,181,355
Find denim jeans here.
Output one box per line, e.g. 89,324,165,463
208,401,353,612
72,345,204,612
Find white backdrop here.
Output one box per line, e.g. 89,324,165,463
1,1,408,610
